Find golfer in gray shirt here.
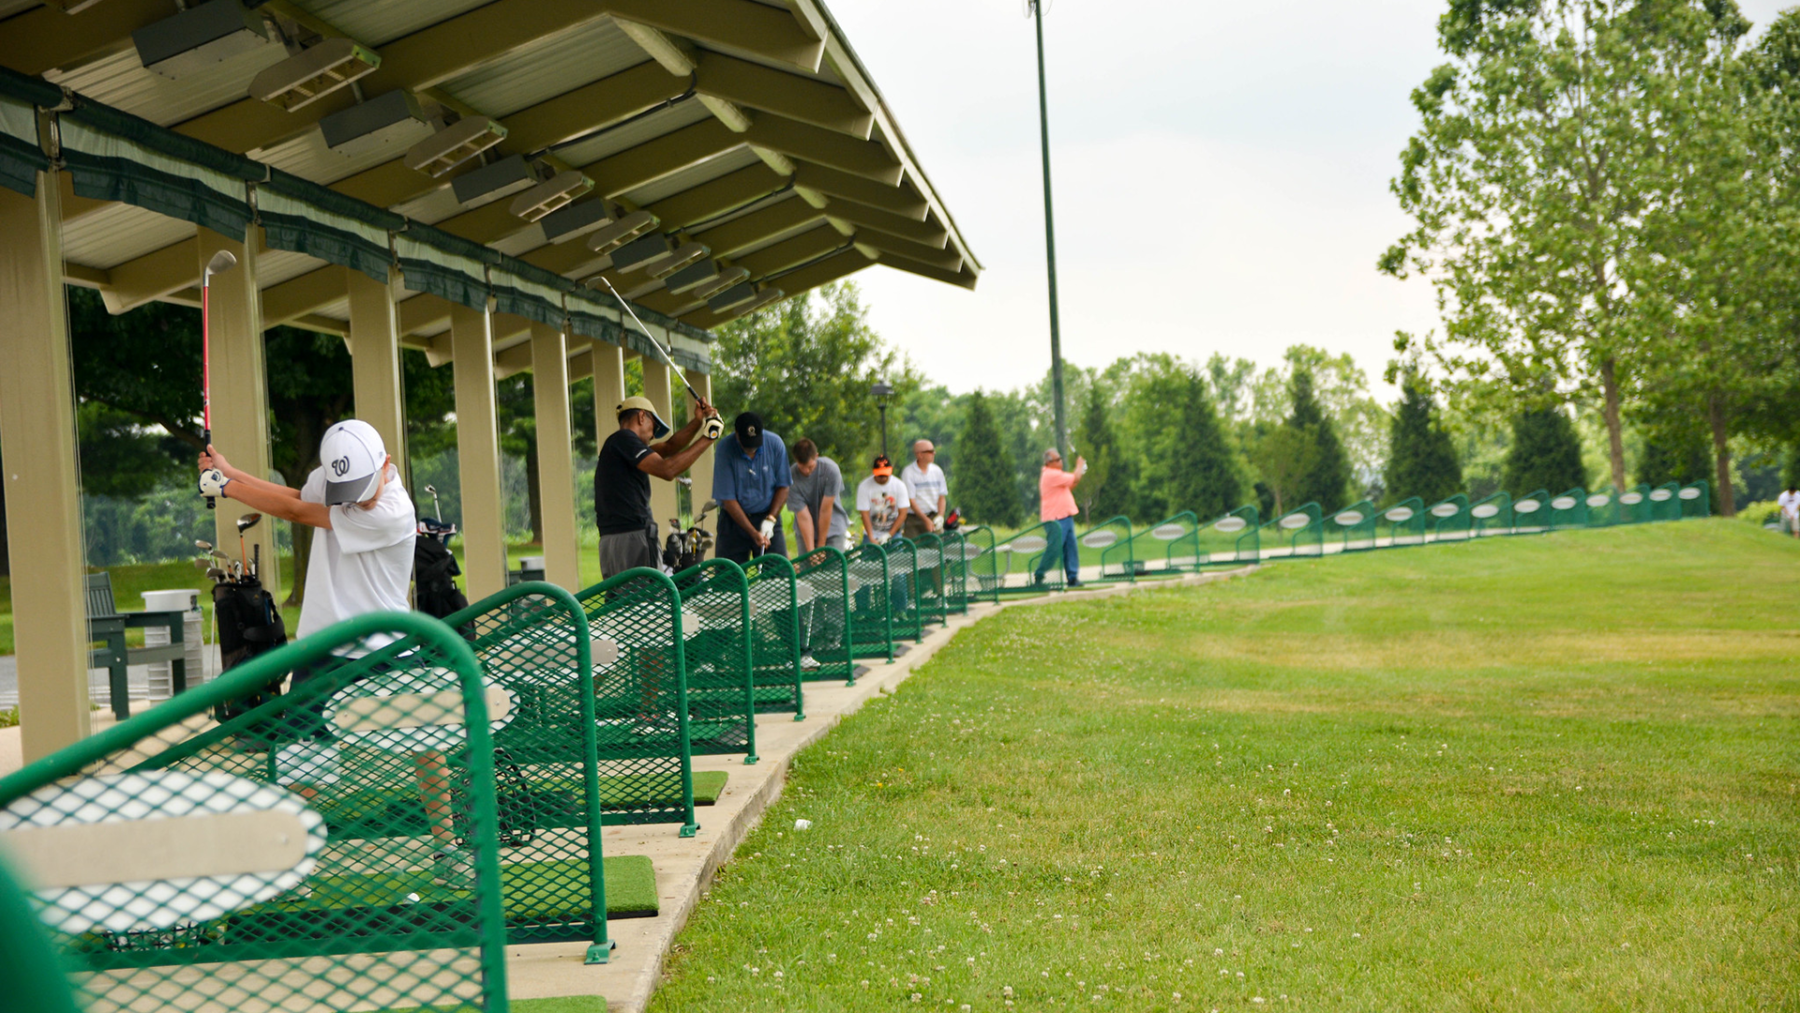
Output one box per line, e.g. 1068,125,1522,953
788,438,850,552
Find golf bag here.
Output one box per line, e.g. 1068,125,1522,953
415,520,468,619
210,578,288,722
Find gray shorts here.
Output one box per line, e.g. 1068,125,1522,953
599,527,660,578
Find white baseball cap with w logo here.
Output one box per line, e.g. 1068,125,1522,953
320,420,388,505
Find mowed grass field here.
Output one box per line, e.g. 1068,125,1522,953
649,521,1800,1012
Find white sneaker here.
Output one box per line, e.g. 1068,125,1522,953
800,654,820,670
431,847,474,887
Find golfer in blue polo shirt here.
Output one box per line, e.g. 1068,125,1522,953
712,411,793,562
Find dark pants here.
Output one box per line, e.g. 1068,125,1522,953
1035,516,1080,583
717,507,787,563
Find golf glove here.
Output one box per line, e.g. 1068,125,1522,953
702,416,725,440
931,514,945,533
198,469,230,498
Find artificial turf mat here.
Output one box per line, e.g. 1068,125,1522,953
249,854,659,922
309,771,727,837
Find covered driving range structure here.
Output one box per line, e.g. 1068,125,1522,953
0,0,981,764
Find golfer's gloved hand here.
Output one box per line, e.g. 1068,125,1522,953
198,469,230,498
702,416,725,440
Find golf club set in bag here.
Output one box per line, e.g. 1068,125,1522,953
194,512,287,719
415,483,468,620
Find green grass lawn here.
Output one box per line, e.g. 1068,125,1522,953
649,520,1800,1011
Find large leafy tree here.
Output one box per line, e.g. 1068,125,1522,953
1502,407,1587,494
955,391,1021,527
1384,372,1464,504
1383,0,1755,493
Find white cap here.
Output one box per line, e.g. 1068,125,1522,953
320,420,387,505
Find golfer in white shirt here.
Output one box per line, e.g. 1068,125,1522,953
1779,485,1800,537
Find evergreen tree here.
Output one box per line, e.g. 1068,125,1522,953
1502,408,1586,494
1136,371,1241,521
1383,373,1462,504
1074,383,1132,521
1637,426,1710,487
1286,368,1351,511
955,391,1021,526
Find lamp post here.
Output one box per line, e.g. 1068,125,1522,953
870,380,894,458
1029,0,1069,462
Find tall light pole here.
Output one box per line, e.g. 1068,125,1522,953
870,380,894,458
1030,0,1069,462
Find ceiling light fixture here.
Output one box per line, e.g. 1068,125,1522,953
249,37,380,111
319,90,430,157
584,211,659,255
706,282,758,313
720,287,785,319
692,266,750,300
539,199,615,244
664,259,721,295
648,243,710,279
509,170,593,222
404,115,507,177
611,232,675,273
132,0,269,79
452,153,536,208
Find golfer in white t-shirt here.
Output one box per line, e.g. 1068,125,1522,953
1779,485,1800,537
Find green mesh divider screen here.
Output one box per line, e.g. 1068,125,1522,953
1113,512,1199,577
847,543,895,662
1548,489,1588,530
1382,498,1426,547
572,568,698,837
991,521,1066,595
1262,503,1324,558
0,612,511,1013
1427,494,1470,541
1078,515,1135,581
742,555,805,720
884,539,924,641
792,547,856,683
1680,481,1710,518
1332,499,1378,552
439,581,611,958
1510,490,1549,533
1649,482,1682,521
911,533,950,628
1618,485,1652,524
937,531,973,614
671,559,758,763
1471,491,1513,536
1585,489,1619,527
958,526,1001,604
1196,506,1259,567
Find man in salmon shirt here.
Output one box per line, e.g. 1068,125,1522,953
1035,447,1088,587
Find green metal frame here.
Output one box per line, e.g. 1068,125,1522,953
847,541,896,662
1333,499,1378,552
572,567,699,837
671,559,758,764
1196,505,1260,567
792,546,857,683
1649,482,1682,521
1382,497,1426,547
441,581,613,956
1679,480,1711,518
958,525,1002,604
991,520,1068,594
1078,515,1135,582
938,530,976,613
0,612,513,1011
1470,491,1512,536
1585,489,1619,527
1510,489,1549,533
1619,484,1653,524
1426,494,1470,542
1548,488,1588,530
1111,511,1200,577
912,532,951,627
885,537,925,640
0,856,86,1013
1263,503,1324,558
742,554,806,721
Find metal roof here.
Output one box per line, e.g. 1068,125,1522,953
0,0,980,355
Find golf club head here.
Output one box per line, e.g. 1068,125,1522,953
677,476,692,487
204,250,237,278
703,499,718,512
424,484,436,496
195,540,213,552
206,567,228,582
237,512,262,534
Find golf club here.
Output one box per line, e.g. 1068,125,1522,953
199,249,238,511
596,277,724,437
425,483,442,520
236,513,261,568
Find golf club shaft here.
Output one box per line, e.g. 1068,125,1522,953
598,277,707,405
202,274,215,511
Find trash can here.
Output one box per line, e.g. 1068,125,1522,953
141,589,204,698
509,555,547,585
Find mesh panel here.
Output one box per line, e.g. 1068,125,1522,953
1619,485,1653,524
1680,481,1710,518
846,543,894,662
0,612,510,1013
1471,492,1513,536
1382,498,1427,547
1262,503,1324,557
958,527,1000,604
792,548,856,683
992,521,1066,594
1548,488,1589,530
670,560,757,762
1333,499,1379,552
1511,490,1549,533
1117,512,1199,576
911,533,949,627
937,531,972,614
1649,482,1683,522
573,568,698,836
1077,516,1135,581
742,556,805,720
1194,507,1259,567
885,539,922,641
440,582,611,955
1427,494,1471,541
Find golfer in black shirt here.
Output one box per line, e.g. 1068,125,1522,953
595,394,719,577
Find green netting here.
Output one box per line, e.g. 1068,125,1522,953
1649,482,1682,521
1470,491,1513,536
670,560,758,763
438,582,612,957
742,555,806,720
1382,498,1427,547
936,531,974,614
1109,512,1198,577
1332,499,1378,552
990,521,1067,594
957,526,1001,604
1548,488,1588,530
1585,489,1619,527
792,548,856,683
1426,494,1470,541
847,543,895,662
884,539,924,640
1510,489,1549,533
1680,481,1711,518
1262,503,1324,558
0,612,511,1013
1077,515,1135,581
1196,506,1259,567
571,567,698,836
911,533,951,627
1618,485,1653,524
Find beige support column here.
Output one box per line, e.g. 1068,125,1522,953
590,341,625,430
347,266,406,471
451,303,506,599
198,229,280,596
684,368,714,510
530,324,580,590
642,362,678,531
0,180,90,760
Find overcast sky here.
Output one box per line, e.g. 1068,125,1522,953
829,0,1793,400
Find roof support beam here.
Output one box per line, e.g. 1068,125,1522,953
732,224,851,278
849,230,962,273
680,250,873,329
263,265,348,326
694,52,872,139
585,119,744,197
646,162,788,230
822,199,948,248
878,254,980,291
793,160,926,220
0,0,168,76
601,0,824,72
100,237,198,314
691,196,826,259
745,116,901,185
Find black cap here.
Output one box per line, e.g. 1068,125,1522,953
734,411,764,449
